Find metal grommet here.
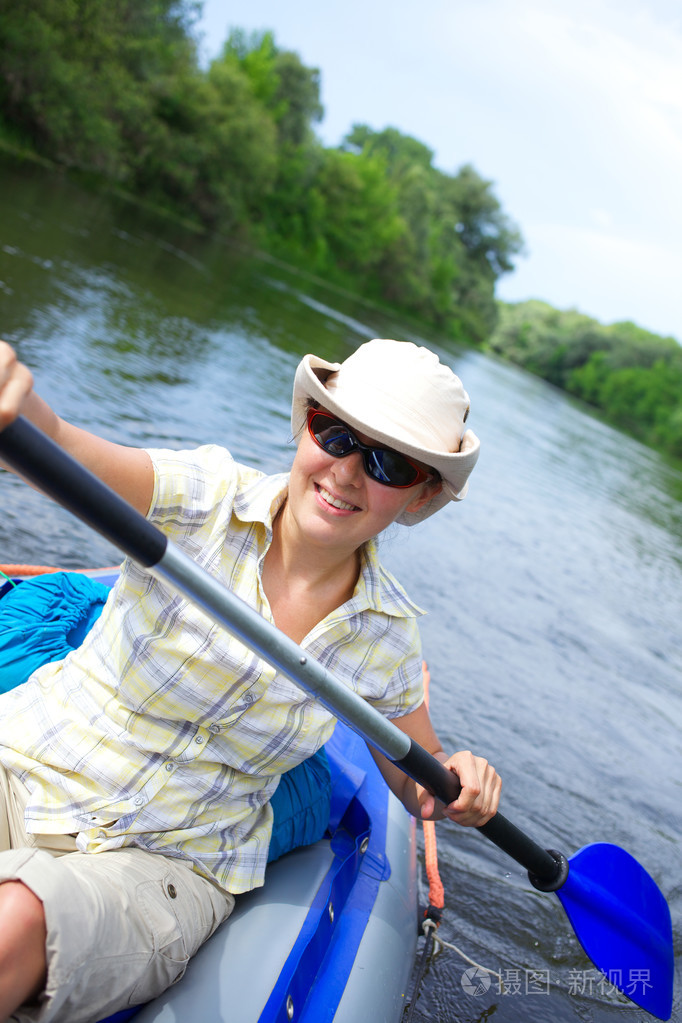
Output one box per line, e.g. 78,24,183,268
167,884,178,899
328,901,334,923
360,837,370,854
286,994,294,1019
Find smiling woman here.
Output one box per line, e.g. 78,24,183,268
0,335,501,1023
264,340,477,642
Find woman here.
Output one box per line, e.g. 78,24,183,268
0,337,501,1023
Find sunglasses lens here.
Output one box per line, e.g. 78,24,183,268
366,449,418,487
309,414,355,456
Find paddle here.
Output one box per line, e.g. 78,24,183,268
0,417,674,1020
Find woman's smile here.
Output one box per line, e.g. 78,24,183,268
315,483,361,513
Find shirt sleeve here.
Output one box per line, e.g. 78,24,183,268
309,609,425,722
145,445,240,538
362,613,425,720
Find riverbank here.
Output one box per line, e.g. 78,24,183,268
0,143,488,359
486,299,682,464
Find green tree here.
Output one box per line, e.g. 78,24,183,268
305,148,406,281
0,0,199,177
216,29,325,242
219,29,322,147
342,126,523,341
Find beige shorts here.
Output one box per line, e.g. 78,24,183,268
0,765,235,1023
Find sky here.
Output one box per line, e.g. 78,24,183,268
197,0,682,343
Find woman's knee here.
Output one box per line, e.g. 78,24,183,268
0,879,46,939
0,880,47,1007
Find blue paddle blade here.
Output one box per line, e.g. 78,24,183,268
557,843,674,1020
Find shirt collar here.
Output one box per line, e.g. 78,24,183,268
232,467,289,533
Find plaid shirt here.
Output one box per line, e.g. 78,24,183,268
0,446,425,893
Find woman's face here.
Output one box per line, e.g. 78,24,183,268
286,418,441,555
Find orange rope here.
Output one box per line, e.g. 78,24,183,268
0,564,61,576
421,661,445,914
0,565,118,578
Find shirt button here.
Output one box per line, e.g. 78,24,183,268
244,693,254,704
134,796,144,806
209,724,221,734
165,762,174,772
195,735,204,744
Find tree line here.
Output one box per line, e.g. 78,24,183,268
488,301,682,460
0,0,522,345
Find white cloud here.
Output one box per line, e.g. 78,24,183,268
498,220,682,337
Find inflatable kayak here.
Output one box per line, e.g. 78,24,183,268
0,566,419,1023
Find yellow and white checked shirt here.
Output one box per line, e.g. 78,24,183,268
0,445,425,893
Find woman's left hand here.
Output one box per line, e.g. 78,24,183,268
418,750,501,826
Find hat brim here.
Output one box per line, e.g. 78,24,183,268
292,354,480,525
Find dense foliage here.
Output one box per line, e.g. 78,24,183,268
488,301,682,459
0,0,522,343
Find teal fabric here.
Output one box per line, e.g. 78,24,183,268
0,572,110,691
266,745,331,863
0,572,331,861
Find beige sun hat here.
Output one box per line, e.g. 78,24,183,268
291,339,480,525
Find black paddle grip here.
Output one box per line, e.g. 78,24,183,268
0,417,167,568
397,740,566,886
394,739,462,803
479,816,567,885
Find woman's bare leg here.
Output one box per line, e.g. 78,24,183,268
0,881,47,1017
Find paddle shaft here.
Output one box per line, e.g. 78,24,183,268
0,416,563,884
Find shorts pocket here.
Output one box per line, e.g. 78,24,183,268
127,876,190,1006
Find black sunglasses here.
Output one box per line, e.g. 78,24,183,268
306,407,434,489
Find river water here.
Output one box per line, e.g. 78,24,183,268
1,155,681,1023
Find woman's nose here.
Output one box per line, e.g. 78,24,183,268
332,451,364,485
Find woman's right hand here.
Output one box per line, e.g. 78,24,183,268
0,341,34,429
